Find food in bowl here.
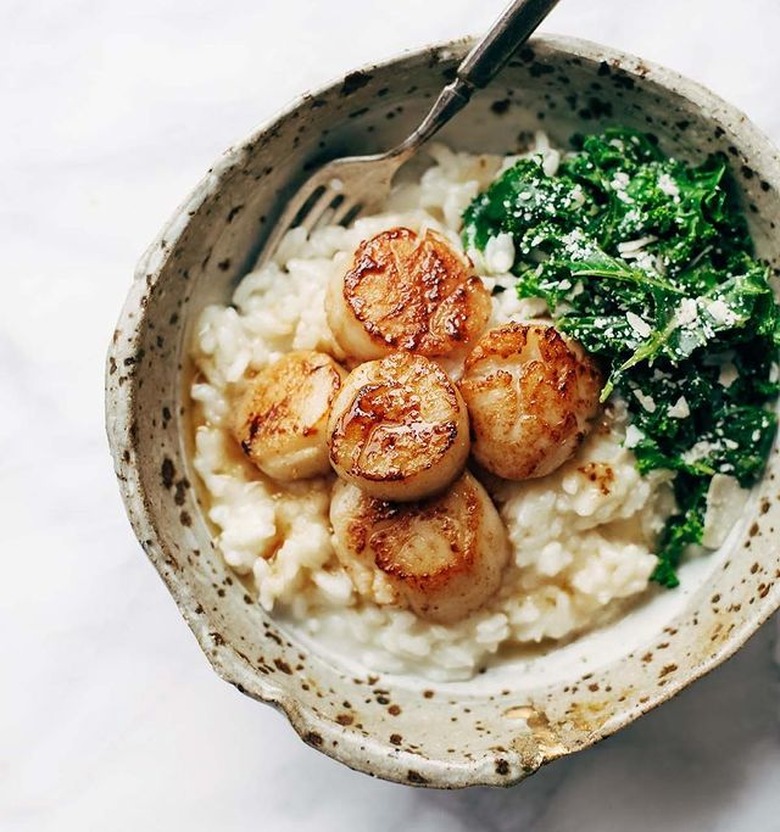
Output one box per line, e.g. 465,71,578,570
330,470,510,624
325,226,492,361
459,321,603,479
463,127,780,587
231,350,346,480
189,128,778,680
327,351,471,501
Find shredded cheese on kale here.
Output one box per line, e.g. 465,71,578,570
462,127,780,587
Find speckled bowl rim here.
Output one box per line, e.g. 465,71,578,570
106,33,780,788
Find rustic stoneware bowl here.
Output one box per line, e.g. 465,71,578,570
106,35,780,787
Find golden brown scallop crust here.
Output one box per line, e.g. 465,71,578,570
232,350,346,480
328,226,491,360
327,352,469,500
329,472,510,623
459,323,603,480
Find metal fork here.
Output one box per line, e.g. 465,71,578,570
255,0,561,267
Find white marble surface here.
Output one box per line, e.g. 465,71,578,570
3,1,780,829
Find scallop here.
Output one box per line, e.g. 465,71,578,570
459,322,602,480
232,350,346,480
327,351,469,501
329,471,510,624
325,226,491,361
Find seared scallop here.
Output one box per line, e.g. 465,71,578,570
329,472,510,624
327,352,469,501
459,323,602,480
325,226,491,361
232,350,347,480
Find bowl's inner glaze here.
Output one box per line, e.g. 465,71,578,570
108,36,780,787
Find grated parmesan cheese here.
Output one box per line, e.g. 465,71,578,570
705,298,737,326
667,396,690,419
626,311,652,338
702,474,748,549
633,389,657,413
718,362,739,388
675,298,699,325
657,173,680,200
624,424,645,449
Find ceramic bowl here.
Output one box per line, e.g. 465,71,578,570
106,35,780,787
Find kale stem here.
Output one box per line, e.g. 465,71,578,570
568,265,684,295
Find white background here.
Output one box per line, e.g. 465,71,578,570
3,1,780,829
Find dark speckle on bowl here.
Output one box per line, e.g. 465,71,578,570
340,71,373,96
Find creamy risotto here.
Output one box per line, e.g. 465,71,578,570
190,137,679,680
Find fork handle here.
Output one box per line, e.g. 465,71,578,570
458,0,561,90
396,0,560,155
